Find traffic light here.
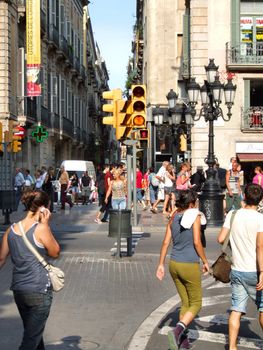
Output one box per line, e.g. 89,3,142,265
179,134,187,152
115,99,126,140
130,84,146,128
138,128,149,149
102,89,122,128
4,121,22,152
13,140,22,153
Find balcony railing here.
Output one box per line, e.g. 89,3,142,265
62,117,74,138
41,106,51,128
59,35,69,57
48,24,59,49
74,56,80,73
241,106,263,131
226,42,263,69
41,9,47,33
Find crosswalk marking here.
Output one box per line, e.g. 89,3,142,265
110,232,143,255
207,281,230,289
159,326,263,349
202,294,231,306
195,313,255,325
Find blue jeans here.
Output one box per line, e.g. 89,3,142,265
14,290,53,350
112,198,126,210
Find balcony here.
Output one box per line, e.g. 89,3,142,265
41,106,51,128
57,35,69,60
81,65,86,80
48,24,59,50
241,107,263,132
226,42,263,71
41,9,47,34
62,117,74,138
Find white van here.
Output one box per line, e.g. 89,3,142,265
59,160,96,180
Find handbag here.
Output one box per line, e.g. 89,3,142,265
18,221,65,292
211,210,237,283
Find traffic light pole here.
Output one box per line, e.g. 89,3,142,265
123,140,138,227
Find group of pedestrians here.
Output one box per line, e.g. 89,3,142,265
156,184,263,350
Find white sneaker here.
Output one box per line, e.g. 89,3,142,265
94,218,102,224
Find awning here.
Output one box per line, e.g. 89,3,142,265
237,153,263,162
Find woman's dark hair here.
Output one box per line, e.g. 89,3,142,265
175,189,198,210
244,183,263,206
21,190,50,212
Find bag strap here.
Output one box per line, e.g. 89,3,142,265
221,210,237,253
18,221,50,270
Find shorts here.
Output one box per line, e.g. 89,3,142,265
230,269,263,313
164,186,173,195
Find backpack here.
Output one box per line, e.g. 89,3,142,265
150,173,159,187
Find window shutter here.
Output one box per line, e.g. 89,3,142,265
60,77,65,117
244,79,250,110
60,5,65,36
231,0,240,46
183,14,190,77
67,21,71,44
51,75,58,114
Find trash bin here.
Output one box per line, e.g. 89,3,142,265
108,209,132,238
0,190,16,210
108,209,132,257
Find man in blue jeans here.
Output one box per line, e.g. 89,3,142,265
218,183,263,350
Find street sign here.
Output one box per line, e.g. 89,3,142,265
14,126,25,138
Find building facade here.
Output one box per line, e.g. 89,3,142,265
0,0,110,175
132,0,263,181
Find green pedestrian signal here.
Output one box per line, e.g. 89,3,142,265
31,126,49,143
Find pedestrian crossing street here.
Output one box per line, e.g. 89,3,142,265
158,282,263,349
110,231,144,256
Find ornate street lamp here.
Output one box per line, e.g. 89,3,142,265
186,58,237,226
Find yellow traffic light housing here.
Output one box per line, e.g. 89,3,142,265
13,140,22,153
102,89,122,128
131,84,146,128
138,128,149,149
115,99,127,140
179,134,187,152
4,121,22,152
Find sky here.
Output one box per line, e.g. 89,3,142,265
88,0,136,91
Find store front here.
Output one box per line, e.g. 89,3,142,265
236,142,263,184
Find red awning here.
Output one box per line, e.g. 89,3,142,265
237,153,263,162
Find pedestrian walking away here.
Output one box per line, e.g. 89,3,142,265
156,189,209,350
0,190,60,350
218,183,263,350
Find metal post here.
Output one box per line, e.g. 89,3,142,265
126,147,132,210
199,84,224,226
123,140,138,227
116,211,122,258
132,144,137,227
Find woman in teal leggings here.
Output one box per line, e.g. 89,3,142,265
156,190,209,349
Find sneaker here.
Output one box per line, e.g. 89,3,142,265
150,208,158,214
94,218,102,224
180,329,192,349
101,219,109,223
167,323,185,350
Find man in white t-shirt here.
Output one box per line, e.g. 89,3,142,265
218,183,263,350
150,161,169,213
